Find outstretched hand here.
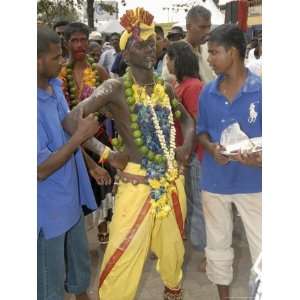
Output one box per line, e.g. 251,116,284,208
89,165,112,185
74,108,99,143
209,144,230,165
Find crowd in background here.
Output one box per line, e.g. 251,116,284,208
37,4,262,300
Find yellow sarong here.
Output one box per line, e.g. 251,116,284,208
98,162,186,300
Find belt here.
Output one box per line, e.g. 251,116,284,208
115,170,148,185
115,168,184,186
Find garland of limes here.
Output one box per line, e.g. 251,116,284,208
111,69,182,218
111,70,182,154
62,56,101,109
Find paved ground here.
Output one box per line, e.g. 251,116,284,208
65,214,251,300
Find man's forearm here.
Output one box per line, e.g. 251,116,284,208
198,133,214,154
81,148,99,171
82,138,106,157
62,79,118,156
37,134,82,181
177,102,195,150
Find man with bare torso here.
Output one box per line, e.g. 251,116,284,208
63,8,195,300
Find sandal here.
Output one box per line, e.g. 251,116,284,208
97,222,109,245
98,232,109,244
163,286,183,300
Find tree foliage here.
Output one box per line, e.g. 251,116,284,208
37,0,118,29
37,0,84,26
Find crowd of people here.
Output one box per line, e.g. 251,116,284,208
37,5,262,300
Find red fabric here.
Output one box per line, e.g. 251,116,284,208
238,0,248,32
175,77,204,161
99,197,151,288
171,191,184,240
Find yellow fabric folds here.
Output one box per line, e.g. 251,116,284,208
99,162,186,300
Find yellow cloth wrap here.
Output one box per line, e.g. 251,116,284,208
119,22,155,50
99,162,186,300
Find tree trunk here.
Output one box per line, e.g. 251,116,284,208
87,0,94,30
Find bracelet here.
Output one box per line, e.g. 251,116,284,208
98,146,111,164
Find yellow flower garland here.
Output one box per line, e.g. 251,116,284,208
131,81,179,218
59,57,100,108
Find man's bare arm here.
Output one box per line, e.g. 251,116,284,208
197,132,213,154
62,79,121,156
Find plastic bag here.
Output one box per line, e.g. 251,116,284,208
220,122,262,155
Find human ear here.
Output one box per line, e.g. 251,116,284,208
229,47,237,59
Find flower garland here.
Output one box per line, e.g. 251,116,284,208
59,56,101,109
115,69,182,218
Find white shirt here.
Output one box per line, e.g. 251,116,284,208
99,48,117,73
247,56,262,77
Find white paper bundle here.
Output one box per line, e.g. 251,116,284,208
220,123,262,155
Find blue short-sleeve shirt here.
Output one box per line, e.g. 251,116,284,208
38,78,96,240
196,70,262,194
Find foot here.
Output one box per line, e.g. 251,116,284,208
163,286,183,300
98,232,109,244
98,222,109,244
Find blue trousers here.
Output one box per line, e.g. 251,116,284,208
37,215,91,300
184,155,207,252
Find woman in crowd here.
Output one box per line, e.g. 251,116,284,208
166,41,207,260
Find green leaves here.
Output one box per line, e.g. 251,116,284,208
37,0,82,25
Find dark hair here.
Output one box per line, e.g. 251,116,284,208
155,25,164,38
208,24,246,60
110,32,120,40
171,26,184,34
251,39,259,48
186,5,211,22
166,41,199,82
88,41,101,50
37,26,60,57
64,22,89,41
53,20,69,30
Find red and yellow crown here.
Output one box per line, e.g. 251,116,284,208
119,7,155,50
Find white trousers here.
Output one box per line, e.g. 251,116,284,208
202,191,262,285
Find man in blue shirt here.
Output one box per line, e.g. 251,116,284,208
197,25,262,300
37,26,100,300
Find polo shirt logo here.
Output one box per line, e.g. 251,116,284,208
248,102,258,124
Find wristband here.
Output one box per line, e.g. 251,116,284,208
98,146,111,164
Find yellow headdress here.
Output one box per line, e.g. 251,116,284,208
119,7,155,51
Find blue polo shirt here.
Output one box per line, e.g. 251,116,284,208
196,69,262,194
38,78,96,240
